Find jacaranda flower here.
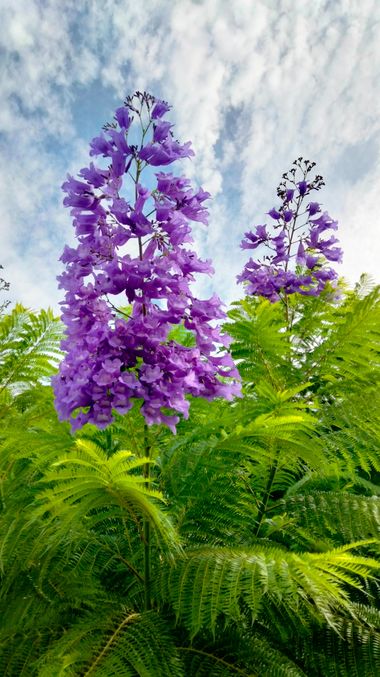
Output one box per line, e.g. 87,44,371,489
54,91,241,432
238,158,342,302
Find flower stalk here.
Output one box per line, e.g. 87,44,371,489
143,424,151,611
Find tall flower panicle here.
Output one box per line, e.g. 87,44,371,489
238,158,343,302
53,91,241,432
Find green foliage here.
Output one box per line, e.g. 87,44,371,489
155,543,379,636
227,296,291,389
167,321,196,347
0,285,380,675
0,304,62,398
35,437,179,555
278,492,380,549
35,610,184,677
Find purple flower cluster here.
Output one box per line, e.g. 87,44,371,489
53,92,241,432
238,159,343,302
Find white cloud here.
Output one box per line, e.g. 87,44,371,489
0,0,379,313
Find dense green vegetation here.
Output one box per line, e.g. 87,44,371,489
0,279,379,675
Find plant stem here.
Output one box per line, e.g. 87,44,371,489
84,613,139,676
177,647,253,676
254,446,279,538
135,128,150,610
143,423,151,611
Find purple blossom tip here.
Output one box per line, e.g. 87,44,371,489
268,208,281,220
297,180,308,196
285,188,295,202
151,99,171,119
240,225,268,250
114,106,132,129
307,201,320,216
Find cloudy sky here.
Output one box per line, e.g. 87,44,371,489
0,0,379,312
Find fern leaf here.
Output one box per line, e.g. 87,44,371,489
154,544,379,638
0,305,62,397
34,610,184,677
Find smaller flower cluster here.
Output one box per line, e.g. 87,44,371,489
238,158,343,302
54,92,241,432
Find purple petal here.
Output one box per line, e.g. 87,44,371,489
268,208,281,220
297,181,308,196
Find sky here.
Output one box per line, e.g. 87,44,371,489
0,0,379,312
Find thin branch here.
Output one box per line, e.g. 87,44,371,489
105,296,131,319
177,646,255,676
254,443,280,538
83,612,140,676
143,423,151,611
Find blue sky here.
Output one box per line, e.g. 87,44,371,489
0,0,379,311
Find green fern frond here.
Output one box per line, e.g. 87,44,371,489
0,609,180,677
227,297,291,390
320,387,380,475
305,286,380,389
0,305,62,397
178,645,251,676
179,632,307,676
219,408,324,472
278,492,380,548
293,603,380,676
33,437,180,555
33,609,184,677
154,544,379,638
237,632,308,676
